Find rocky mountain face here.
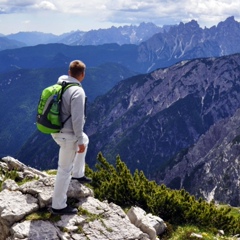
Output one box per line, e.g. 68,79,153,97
85,53,240,170
138,16,240,72
160,108,240,206
0,156,166,240
82,54,240,206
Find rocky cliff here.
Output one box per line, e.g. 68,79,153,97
160,108,240,206
86,54,240,175
83,54,240,206
0,156,166,240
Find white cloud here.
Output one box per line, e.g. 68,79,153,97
23,19,30,24
35,1,56,11
0,0,56,13
107,1,155,11
1,0,240,25
0,0,240,34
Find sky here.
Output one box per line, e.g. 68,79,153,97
0,0,240,35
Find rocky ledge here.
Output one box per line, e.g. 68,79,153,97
0,156,166,240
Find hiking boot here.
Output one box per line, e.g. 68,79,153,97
51,206,78,215
72,176,92,184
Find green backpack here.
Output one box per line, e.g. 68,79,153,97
36,82,78,134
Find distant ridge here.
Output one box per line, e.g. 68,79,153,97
3,22,164,48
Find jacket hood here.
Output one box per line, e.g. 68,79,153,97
57,75,81,86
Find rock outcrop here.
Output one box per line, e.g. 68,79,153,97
0,156,166,240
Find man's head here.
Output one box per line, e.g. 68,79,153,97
69,60,86,82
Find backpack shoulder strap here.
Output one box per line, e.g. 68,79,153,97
61,81,80,95
60,81,80,126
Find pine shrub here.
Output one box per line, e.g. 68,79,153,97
88,153,240,235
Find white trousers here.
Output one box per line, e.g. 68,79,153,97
51,132,89,209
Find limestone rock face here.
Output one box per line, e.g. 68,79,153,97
0,157,166,240
162,108,240,206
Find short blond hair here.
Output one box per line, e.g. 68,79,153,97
69,60,86,78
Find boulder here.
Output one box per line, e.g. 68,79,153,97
127,206,166,240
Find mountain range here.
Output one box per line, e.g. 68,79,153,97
1,22,166,49
1,16,240,74
1,16,240,206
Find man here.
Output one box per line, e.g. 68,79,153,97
51,60,91,215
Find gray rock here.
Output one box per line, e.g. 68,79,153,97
1,179,19,191
0,189,38,224
0,189,38,239
127,206,166,240
1,156,48,179
0,157,165,240
10,220,59,240
76,197,149,240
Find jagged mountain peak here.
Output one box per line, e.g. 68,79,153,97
217,16,236,27
177,19,200,30
138,16,240,72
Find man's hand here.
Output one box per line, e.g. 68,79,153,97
77,144,86,153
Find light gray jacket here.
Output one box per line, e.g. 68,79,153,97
57,75,86,145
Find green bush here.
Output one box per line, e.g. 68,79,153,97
87,153,240,235
0,169,19,190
